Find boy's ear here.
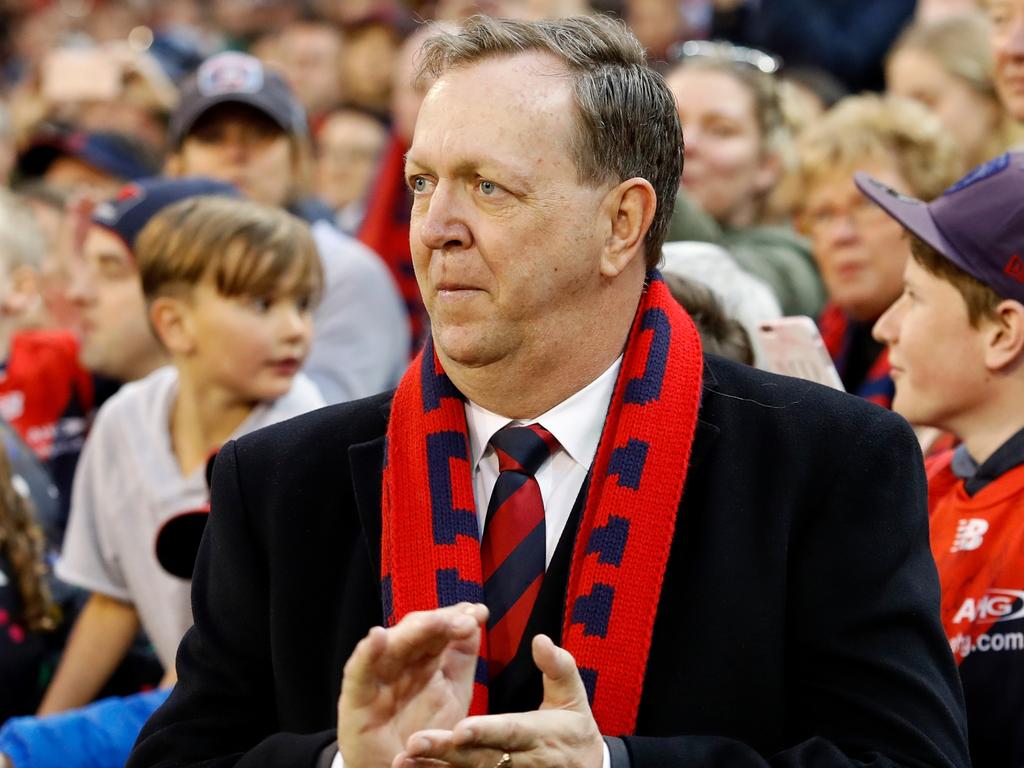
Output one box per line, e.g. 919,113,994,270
149,295,194,355
985,299,1024,371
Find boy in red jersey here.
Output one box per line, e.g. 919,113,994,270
863,152,1024,768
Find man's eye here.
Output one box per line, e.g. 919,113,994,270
479,180,500,196
410,176,433,194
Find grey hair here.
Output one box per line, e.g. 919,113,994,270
0,190,44,271
416,15,683,269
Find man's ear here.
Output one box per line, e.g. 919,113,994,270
985,299,1024,371
600,178,657,278
149,295,194,355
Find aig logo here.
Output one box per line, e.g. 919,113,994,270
950,518,989,552
953,589,1024,625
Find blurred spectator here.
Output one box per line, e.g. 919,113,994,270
270,16,344,128
888,13,1024,169
659,241,781,367
662,271,754,365
664,42,826,317
15,129,160,198
165,52,409,403
211,0,302,50
339,17,402,117
779,66,849,129
710,0,916,92
988,0,1024,124
0,436,59,723
315,105,387,235
627,0,692,61
792,94,962,407
358,24,455,346
0,191,93,536
0,104,14,188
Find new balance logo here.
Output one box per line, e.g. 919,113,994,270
951,518,989,552
1004,254,1024,284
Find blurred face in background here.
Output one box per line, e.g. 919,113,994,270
887,47,1001,168
316,109,386,210
341,23,399,115
989,0,1024,121
71,225,163,381
800,161,911,322
273,22,343,116
667,66,778,228
170,104,295,207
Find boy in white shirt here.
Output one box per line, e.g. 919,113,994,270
42,192,325,715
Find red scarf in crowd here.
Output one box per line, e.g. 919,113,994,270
380,272,703,735
818,302,893,409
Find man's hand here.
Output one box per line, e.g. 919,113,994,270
337,603,488,768
397,634,604,768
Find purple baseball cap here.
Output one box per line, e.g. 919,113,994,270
855,152,1024,303
168,52,307,148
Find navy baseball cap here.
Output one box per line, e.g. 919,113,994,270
17,129,159,183
855,152,1024,303
168,52,307,148
91,176,239,251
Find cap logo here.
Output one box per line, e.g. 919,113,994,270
1005,255,1024,284
945,153,1011,196
94,183,147,225
197,52,264,97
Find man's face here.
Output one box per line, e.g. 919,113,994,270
406,52,610,373
276,23,342,115
172,104,294,207
801,162,911,322
316,110,386,209
989,0,1024,121
72,225,161,380
872,258,991,431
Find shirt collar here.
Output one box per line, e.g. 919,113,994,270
953,425,1024,496
465,355,623,472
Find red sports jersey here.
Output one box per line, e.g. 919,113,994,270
0,330,94,462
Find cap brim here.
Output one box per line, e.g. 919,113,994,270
155,510,209,579
171,93,291,148
854,172,960,264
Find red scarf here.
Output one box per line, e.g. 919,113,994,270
381,272,703,734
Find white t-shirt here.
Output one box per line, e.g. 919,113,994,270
56,366,325,668
308,221,410,405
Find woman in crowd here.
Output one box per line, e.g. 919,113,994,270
664,42,827,318
791,94,962,407
887,12,1024,170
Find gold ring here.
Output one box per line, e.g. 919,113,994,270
492,753,512,768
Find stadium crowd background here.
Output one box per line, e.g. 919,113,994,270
0,0,1023,765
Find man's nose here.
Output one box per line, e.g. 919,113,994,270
417,182,472,252
66,263,96,305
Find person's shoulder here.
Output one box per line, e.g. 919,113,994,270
701,354,907,437
90,366,176,434
232,389,393,466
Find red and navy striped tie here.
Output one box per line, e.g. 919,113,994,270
482,423,559,681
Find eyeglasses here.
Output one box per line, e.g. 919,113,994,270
669,40,782,74
799,194,890,235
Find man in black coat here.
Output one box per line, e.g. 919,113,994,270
128,16,969,768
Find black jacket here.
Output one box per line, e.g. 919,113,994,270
128,356,970,768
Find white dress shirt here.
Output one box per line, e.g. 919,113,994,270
333,355,622,768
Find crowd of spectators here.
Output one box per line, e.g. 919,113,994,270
0,0,1021,766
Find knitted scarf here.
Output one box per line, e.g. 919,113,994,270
380,271,703,735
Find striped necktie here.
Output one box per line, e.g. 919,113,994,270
481,423,559,680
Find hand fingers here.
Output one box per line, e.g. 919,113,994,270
375,603,486,680
340,625,388,708
532,634,591,712
452,712,540,751
403,729,506,768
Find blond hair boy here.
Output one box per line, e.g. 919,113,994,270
43,188,325,715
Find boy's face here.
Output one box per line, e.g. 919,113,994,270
180,278,314,403
72,225,162,381
872,258,992,431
